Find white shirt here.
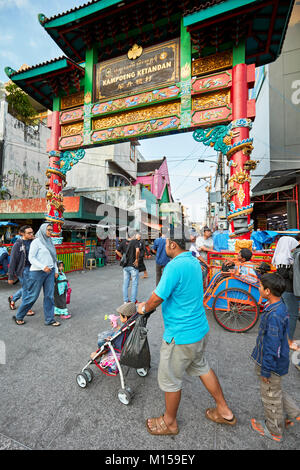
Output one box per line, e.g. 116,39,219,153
189,243,200,258
196,235,214,262
29,238,58,273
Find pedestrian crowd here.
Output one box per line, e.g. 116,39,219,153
2,221,300,443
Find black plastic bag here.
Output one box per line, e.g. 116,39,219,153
120,315,151,369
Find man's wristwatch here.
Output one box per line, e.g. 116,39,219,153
142,305,147,314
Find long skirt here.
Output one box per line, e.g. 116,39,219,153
54,286,69,317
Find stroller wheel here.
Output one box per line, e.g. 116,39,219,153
136,368,148,377
118,388,132,405
84,368,94,383
76,372,89,388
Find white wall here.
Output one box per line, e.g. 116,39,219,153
65,141,138,191
1,100,49,199
250,66,271,192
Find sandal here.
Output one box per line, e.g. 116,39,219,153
288,340,300,351
251,419,282,442
46,321,60,327
146,415,179,436
8,296,16,310
285,417,300,428
205,408,237,426
12,315,26,326
26,310,35,316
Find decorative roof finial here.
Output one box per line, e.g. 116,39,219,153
38,13,48,25
4,67,16,78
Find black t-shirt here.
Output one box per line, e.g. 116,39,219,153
119,239,139,268
137,239,145,257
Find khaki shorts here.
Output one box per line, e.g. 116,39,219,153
158,337,210,392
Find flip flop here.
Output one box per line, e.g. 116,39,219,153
146,416,179,436
12,316,26,326
285,417,300,428
26,310,35,316
8,296,16,310
289,340,300,351
46,321,61,327
251,419,282,442
205,408,237,426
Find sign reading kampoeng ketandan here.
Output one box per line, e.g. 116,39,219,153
95,39,180,101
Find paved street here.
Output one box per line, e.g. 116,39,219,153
0,259,299,451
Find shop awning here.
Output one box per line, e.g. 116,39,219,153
252,184,295,198
62,220,95,231
0,221,18,226
252,169,300,195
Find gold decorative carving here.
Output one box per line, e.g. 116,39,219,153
84,91,92,104
226,142,254,160
192,51,233,77
128,44,143,60
237,186,246,205
61,122,84,136
181,63,191,79
192,90,230,111
235,239,253,252
244,159,258,171
61,91,84,110
229,170,251,185
224,188,237,201
92,102,180,130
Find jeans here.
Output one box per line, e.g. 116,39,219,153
0,253,9,274
16,269,55,324
282,291,300,341
123,266,139,303
12,266,31,303
97,329,115,348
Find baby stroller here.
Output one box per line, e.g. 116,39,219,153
76,312,152,405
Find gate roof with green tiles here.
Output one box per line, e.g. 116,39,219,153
5,0,294,110
4,0,295,149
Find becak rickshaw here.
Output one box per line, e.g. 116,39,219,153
203,271,266,333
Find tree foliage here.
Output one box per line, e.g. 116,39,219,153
5,83,38,125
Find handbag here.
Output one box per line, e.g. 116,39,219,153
120,315,151,369
66,282,72,304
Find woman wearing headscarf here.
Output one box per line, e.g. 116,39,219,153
12,223,60,326
272,236,299,350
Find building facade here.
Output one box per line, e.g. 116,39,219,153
0,100,49,199
250,3,300,230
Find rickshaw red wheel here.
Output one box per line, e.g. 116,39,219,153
212,288,260,333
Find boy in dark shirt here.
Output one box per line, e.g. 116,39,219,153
251,273,300,442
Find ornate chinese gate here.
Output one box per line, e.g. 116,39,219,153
5,0,295,248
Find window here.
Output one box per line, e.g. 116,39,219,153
130,143,135,163
108,174,130,187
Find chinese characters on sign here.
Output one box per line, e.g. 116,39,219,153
95,39,180,100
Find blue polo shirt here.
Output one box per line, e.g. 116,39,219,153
153,237,170,266
155,251,209,344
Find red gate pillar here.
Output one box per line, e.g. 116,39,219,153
227,44,255,251
45,98,65,243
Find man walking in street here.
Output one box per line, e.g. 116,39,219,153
151,234,170,285
196,227,215,283
8,225,35,316
138,236,236,435
116,230,140,303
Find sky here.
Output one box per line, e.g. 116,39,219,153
0,0,219,224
